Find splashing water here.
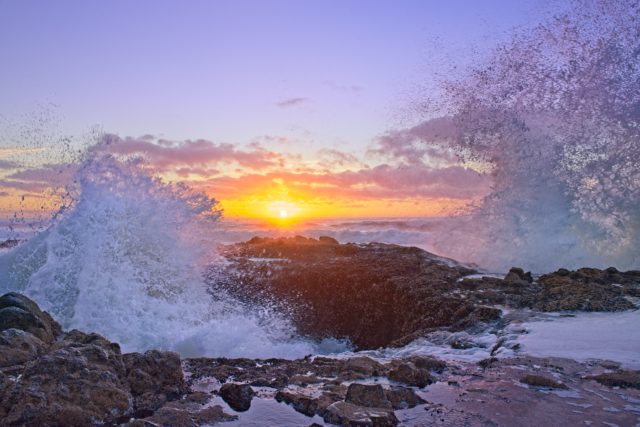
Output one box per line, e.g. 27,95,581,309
0,145,331,358
421,0,640,272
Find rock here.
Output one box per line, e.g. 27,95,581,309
0,334,132,426
385,386,425,409
0,328,47,367
215,238,484,350
388,363,434,388
345,383,392,409
275,390,336,417
407,356,447,372
588,371,640,389
319,236,339,244
504,267,533,284
124,350,186,412
520,374,568,389
323,401,398,427
143,405,236,427
0,292,62,343
344,356,385,376
218,383,255,412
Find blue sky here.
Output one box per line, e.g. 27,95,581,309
0,0,566,217
0,0,555,155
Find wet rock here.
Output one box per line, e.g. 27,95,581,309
218,383,255,412
323,401,398,427
215,238,483,349
275,390,336,417
504,267,533,284
588,371,640,389
385,386,425,409
124,350,186,412
0,292,62,343
388,363,435,388
407,356,447,372
344,356,385,377
520,374,568,389
0,328,47,367
319,236,339,244
345,383,392,409
142,405,236,427
0,334,132,426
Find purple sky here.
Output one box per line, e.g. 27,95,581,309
0,0,556,155
0,0,569,217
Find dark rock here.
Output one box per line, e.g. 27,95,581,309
143,405,236,427
505,267,533,284
319,236,339,244
520,374,568,389
0,292,62,343
388,363,435,388
215,238,485,350
0,334,132,425
588,371,640,389
0,328,47,367
345,383,392,409
344,356,385,376
275,390,336,417
407,356,447,372
218,383,255,412
323,401,398,427
385,386,425,409
124,350,186,412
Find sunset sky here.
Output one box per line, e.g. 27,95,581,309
0,0,557,220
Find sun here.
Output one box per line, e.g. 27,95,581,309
265,201,301,225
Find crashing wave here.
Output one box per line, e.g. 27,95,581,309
418,0,640,272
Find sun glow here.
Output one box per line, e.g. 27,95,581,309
279,209,289,218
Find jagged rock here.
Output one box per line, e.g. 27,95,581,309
0,332,132,426
504,267,533,284
343,356,385,376
323,401,399,426
520,374,568,389
388,363,434,388
385,386,425,409
319,236,339,244
0,292,62,343
215,238,495,349
588,371,640,389
275,390,336,417
141,405,236,427
345,383,392,409
123,350,185,414
407,356,447,372
0,328,47,367
218,383,255,412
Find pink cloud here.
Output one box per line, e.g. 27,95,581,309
92,134,285,171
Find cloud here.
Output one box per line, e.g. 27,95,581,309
198,161,490,201
0,192,10,197
317,149,363,169
276,97,308,108
0,159,19,169
92,134,285,171
1,164,77,193
371,117,460,165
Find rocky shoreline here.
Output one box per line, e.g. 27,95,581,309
212,237,639,349
1,292,640,426
2,237,640,426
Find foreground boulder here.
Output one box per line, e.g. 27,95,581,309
0,292,230,426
